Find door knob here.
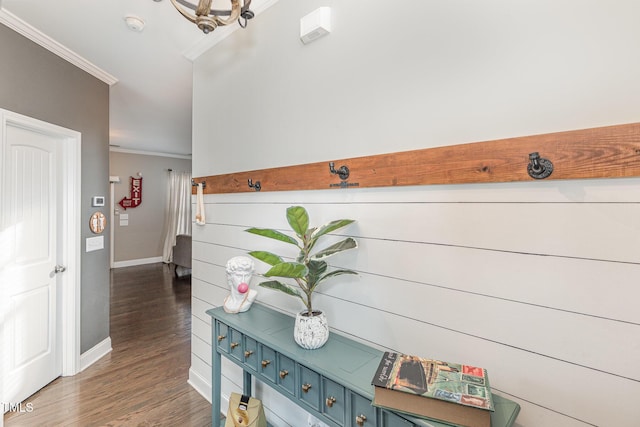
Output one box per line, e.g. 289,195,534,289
54,265,66,274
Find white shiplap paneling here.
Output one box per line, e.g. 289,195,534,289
191,181,640,427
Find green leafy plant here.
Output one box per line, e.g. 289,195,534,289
246,206,358,315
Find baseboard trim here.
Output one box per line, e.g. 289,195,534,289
79,337,112,372
112,257,163,268
188,367,212,404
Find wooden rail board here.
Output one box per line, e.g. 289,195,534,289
192,122,640,194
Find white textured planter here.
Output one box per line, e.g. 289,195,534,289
294,310,329,349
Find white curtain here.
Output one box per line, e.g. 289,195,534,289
162,170,192,263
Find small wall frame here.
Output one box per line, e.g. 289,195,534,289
89,211,106,234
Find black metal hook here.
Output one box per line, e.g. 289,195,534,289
191,179,206,188
248,178,261,192
527,152,553,179
329,162,350,180
238,9,254,28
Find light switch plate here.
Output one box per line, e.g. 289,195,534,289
86,236,104,252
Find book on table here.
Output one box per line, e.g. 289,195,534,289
371,352,494,427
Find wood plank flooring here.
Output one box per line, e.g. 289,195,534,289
4,263,212,427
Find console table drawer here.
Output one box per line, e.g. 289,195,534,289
277,353,296,397
322,377,345,425
243,336,258,371
350,392,376,427
299,365,321,411
215,321,229,353
229,328,243,362
258,344,276,384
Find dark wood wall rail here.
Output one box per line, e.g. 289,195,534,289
192,122,640,194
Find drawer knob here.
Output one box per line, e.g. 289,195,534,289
279,370,289,379
217,334,226,342
244,350,254,358
261,360,271,368
356,414,367,426
302,383,312,393
325,396,336,408
230,342,239,350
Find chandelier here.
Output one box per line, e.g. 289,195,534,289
170,0,254,34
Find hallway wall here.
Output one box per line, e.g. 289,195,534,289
189,1,640,426
0,23,110,353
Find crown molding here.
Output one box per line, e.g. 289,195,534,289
110,146,192,160
182,0,280,61
0,8,118,86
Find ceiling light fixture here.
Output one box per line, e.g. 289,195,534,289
170,0,254,34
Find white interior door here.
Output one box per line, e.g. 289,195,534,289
1,121,63,405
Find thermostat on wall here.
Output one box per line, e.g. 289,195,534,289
92,196,105,207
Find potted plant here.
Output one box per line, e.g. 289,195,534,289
246,205,358,349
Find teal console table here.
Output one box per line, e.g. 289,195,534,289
207,304,520,427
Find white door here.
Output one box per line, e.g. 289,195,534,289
1,122,63,405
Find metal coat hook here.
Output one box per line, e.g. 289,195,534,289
527,152,553,179
329,162,350,180
248,178,261,192
191,179,206,188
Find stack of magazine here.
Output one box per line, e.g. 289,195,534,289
371,352,494,427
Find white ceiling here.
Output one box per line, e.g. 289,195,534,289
0,0,275,157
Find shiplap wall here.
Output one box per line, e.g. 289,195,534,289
188,179,640,427
188,1,640,426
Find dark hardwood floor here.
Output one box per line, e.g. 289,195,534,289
5,263,212,427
